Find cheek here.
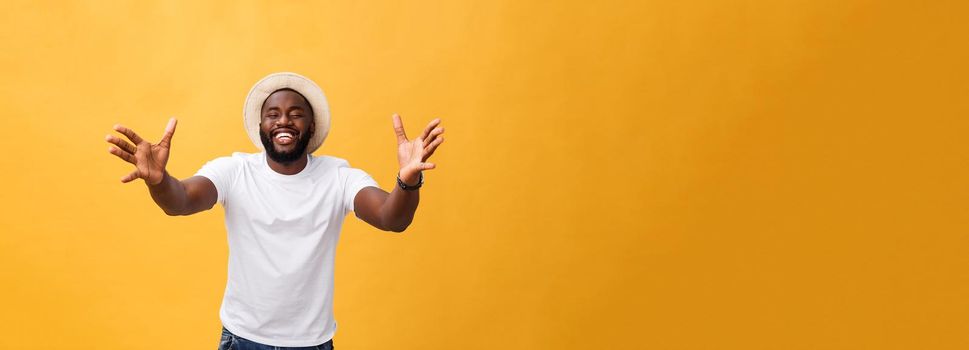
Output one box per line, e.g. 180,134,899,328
300,121,315,134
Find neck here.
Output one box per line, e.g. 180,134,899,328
266,153,309,175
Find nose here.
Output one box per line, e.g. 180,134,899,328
275,114,294,127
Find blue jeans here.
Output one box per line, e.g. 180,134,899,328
218,327,334,350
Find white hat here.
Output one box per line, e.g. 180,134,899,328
243,72,330,153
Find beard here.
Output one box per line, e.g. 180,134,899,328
259,127,314,164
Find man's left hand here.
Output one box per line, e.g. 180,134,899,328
393,113,445,185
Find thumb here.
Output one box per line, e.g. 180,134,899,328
393,113,408,145
159,117,177,147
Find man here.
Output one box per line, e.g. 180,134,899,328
104,72,445,349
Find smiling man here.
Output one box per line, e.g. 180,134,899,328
104,72,444,350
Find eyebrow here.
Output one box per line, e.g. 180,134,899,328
264,105,306,112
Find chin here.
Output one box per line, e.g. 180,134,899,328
259,128,313,163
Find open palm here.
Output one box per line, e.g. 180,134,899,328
105,118,177,185
393,114,445,184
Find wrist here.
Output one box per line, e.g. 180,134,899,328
398,168,421,186
147,170,168,187
397,171,423,191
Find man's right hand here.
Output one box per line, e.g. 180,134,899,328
105,118,177,185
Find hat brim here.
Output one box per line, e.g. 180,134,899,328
243,72,330,154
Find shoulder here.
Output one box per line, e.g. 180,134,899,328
231,151,262,162
210,152,259,165
311,155,374,180
197,152,259,175
312,154,353,170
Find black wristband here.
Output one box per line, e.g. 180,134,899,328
397,172,423,191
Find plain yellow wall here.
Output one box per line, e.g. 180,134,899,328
1,0,967,349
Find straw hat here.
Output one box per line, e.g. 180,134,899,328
243,72,330,153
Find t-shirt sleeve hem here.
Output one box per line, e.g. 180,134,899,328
346,181,379,213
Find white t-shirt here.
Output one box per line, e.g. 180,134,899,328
195,152,378,347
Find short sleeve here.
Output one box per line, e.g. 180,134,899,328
194,155,241,205
339,165,379,214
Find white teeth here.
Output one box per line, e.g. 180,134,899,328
275,132,293,140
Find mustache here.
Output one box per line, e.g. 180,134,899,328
259,127,314,164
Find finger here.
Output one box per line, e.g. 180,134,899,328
113,124,145,145
105,134,136,154
158,118,177,148
422,136,444,161
120,170,140,183
423,126,445,147
108,146,136,165
392,113,408,145
419,118,442,141
419,162,436,171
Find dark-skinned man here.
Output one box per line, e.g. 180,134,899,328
104,72,444,350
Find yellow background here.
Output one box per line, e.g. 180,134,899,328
1,0,967,349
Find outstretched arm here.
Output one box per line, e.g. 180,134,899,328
105,118,217,216
354,114,445,232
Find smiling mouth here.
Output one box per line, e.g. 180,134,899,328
272,129,298,145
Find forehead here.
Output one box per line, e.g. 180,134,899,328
262,89,310,110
